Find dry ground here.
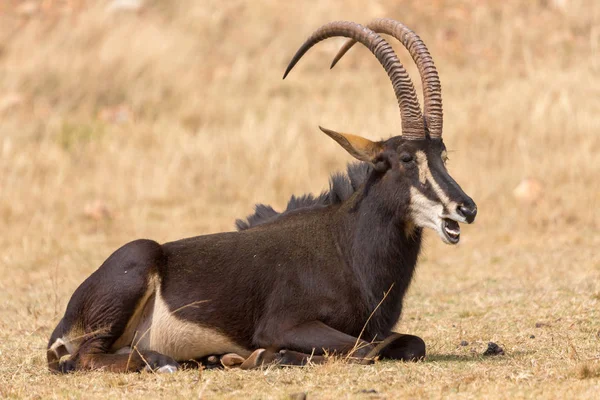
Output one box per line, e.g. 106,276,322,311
0,0,599,398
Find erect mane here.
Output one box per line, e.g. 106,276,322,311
235,162,372,231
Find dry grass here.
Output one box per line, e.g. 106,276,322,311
1,0,599,398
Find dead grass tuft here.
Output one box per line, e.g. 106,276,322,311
576,363,600,380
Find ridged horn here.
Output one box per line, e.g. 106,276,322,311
331,18,443,138
283,21,424,140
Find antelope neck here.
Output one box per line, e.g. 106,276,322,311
332,178,422,338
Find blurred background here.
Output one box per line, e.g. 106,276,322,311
0,0,599,396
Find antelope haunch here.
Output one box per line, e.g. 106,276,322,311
48,19,477,373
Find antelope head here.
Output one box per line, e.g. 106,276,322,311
284,19,477,244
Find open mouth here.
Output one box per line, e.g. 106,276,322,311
442,218,461,244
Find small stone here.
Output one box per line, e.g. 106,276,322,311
535,322,549,328
513,178,544,204
16,1,38,16
83,200,113,221
530,335,535,339
0,92,24,113
360,389,378,394
550,0,569,11
97,104,134,124
106,0,144,13
483,342,504,356
460,340,469,346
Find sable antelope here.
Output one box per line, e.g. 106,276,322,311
47,19,477,373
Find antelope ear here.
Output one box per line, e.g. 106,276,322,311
319,126,384,164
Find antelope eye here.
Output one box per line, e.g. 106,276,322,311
400,153,413,163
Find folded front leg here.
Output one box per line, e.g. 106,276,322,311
377,332,426,361
254,320,376,364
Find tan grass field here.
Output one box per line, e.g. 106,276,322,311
1,0,599,398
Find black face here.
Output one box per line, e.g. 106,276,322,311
378,137,477,244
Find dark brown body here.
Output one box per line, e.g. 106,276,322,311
164,201,420,347
48,164,426,372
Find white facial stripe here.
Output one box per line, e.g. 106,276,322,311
409,187,441,227
409,188,457,244
414,150,466,223
417,151,450,205
415,151,428,185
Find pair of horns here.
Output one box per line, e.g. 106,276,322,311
283,19,442,140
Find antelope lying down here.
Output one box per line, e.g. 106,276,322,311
48,19,477,373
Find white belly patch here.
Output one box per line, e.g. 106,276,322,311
135,286,251,361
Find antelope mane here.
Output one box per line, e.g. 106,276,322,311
235,162,372,231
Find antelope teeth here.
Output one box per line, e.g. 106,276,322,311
442,218,461,243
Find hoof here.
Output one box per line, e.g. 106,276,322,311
240,349,268,370
221,353,246,368
379,334,426,361
58,358,76,374
143,351,180,373
155,364,178,374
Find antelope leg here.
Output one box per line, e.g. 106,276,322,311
256,321,376,364
60,338,178,373
377,332,426,361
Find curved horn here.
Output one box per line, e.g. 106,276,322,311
283,21,424,140
331,19,443,138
